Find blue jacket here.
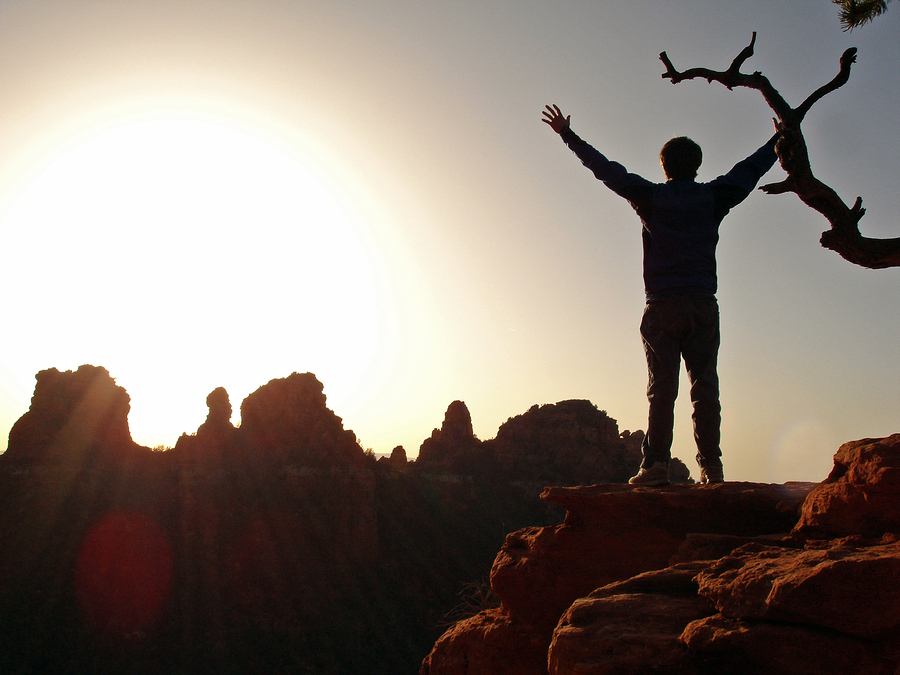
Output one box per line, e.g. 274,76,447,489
560,128,779,298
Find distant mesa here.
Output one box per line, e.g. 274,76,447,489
169,371,366,468
0,363,605,674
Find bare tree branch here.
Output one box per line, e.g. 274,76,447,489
796,47,858,120
660,34,900,269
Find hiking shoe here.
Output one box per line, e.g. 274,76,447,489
699,466,724,485
629,462,670,487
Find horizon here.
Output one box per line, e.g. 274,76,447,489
0,1,897,484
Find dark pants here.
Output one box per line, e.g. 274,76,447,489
639,294,722,470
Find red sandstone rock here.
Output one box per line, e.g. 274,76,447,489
547,532,900,675
416,400,488,473
548,531,900,675
423,482,813,675
487,400,643,485
548,563,712,675
490,520,681,632
794,434,900,537
680,615,892,675
239,372,364,465
422,438,900,675
491,483,812,631
670,532,794,564
695,535,900,639
172,386,240,463
5,365,142,463
419,608,548,675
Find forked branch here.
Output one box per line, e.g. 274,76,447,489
660,33,900,269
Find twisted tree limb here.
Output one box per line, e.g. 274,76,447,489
660,32,900,269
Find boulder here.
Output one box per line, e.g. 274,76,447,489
794,434,900,537
420,608,548,675
548,563,713,675
695,535,900,639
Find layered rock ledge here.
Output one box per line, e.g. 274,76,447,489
422,434,900,675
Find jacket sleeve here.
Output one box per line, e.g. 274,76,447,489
560,127,653,205
709,134,780,212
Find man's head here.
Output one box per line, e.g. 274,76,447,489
660,136,702,180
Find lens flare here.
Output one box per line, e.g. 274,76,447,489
74,510,173,639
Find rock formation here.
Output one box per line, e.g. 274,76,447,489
421,481,813,674
5,365,143,463
421,434,900,675
487,400,643,485
198,386,236,439
667,456,693,484
172,386,239,463
417,400,489,473
239,372,365,466
414,400,648,485
794,434,900,538
389,445,408,469
548,563,716,675
13,366,896,674
3,367,612,675
167,371,367,470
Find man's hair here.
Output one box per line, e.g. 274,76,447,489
660,136,702,180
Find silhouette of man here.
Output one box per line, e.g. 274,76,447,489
543,104,779,486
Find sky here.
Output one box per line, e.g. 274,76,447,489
0,0,896,483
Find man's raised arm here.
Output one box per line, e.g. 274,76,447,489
542,103,651,201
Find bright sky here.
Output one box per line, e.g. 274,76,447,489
0,1,896,483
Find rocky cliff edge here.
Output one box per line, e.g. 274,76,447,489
421,433,900,675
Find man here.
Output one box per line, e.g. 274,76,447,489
542,104,779,486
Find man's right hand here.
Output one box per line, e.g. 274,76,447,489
542,104,570,134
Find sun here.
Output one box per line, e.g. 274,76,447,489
0,112,391,448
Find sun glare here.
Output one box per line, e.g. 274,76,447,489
0,113,390,447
